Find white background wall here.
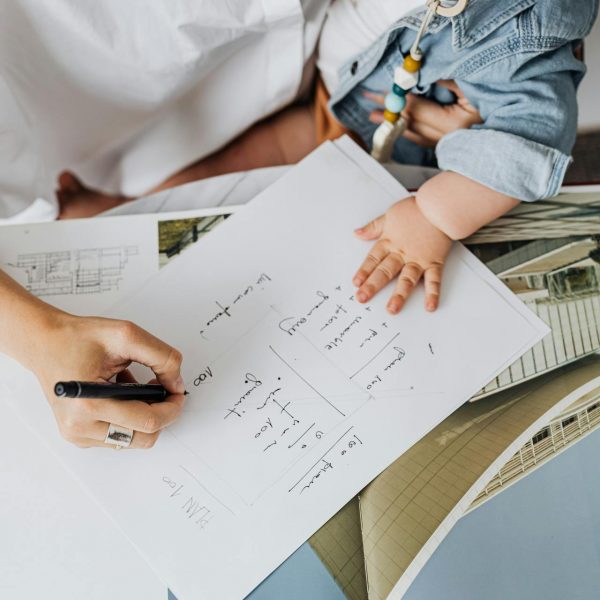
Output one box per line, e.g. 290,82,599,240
578,14,600,130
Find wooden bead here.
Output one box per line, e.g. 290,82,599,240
403,54,422,73
394,66,418,90
371,117,407,162
383,109,400,123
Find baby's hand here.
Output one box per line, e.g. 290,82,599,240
353,197,452,314
365,80,482,148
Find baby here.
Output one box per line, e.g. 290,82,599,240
58,0,599,314
315,0,597,314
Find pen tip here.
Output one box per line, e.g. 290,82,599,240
184,390,189,396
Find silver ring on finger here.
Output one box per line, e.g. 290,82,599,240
105,423,134,449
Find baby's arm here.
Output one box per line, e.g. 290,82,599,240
355,38,584,313
416,172,519,240
353,173,518,314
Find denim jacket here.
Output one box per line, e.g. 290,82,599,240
329,0,599,201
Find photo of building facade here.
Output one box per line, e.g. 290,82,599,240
307,196,600,599
473,235,600,398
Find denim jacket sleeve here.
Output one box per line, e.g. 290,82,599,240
437,43,583,202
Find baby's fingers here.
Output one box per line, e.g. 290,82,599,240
356,252,404,303
369,110,384,124
387,262,424,314
424,263,443,312
362,90,386,106
353,240,389,288
354,214,385,241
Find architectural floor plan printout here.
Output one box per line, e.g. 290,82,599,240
0,206,237,314
7,138,549,600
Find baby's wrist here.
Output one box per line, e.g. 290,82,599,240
414,186,463,241
409,195,451,239
414,172,520,240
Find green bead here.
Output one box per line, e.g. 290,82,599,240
392,84,405,96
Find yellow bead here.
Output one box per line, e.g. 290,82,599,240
403,54,422,73
383,109,399,123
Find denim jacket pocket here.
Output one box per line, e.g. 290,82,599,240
452,0,536,48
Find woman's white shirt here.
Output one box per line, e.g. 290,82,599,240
0,0,327,223
318,0,423,94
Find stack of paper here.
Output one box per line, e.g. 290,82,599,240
3,138,548,600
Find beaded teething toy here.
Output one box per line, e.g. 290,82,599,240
371,0,469,162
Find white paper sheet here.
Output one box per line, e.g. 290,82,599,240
6,139,549,600
0,368,165,600
0,206,238,599
0,206,237,315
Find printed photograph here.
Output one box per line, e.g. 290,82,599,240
157,213,232,268
467,205,600,398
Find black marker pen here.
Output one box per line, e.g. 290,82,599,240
54,381,187,403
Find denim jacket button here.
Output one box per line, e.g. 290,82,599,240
351,61,358,75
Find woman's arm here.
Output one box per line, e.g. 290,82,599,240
0,269,186,448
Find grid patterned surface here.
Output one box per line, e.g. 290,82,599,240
309,497,367,600
473,294,600,399
464,191,600,244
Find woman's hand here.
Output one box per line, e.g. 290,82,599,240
353,197,452,313
0,269,186,449
365,80,482,147
31,311,186,449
